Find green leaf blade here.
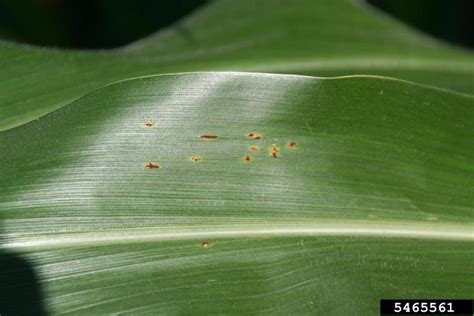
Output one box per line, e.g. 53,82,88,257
1,72,472,314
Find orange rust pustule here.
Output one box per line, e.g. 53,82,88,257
248,133,261,140
287,142,298,149
269,146,280,158
145,162,160,169
201,241,211,248
244,155,253,162
200,135,218,141
144,122,155,128
249,145,260,153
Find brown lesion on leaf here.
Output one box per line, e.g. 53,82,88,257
269,145,280,158
144,122,155,128
190,156,203,162
145,162,160,169
201,241,211,248
249,145,259,153
248,133,261,140
243,155,253,162
200,135,218,141
286,142,298,149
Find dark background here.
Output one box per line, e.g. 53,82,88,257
0,0,472,50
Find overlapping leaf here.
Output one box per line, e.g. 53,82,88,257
1,0,473,131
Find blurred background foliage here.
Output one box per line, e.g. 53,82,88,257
0,0,472,50
0,0,206,49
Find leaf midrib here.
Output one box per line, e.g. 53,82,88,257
3,221,472,251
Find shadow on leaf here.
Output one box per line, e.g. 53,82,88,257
0,226,47,316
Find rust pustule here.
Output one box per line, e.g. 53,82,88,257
249,145,259,153
145,162,160,169
248,133,261,140
269,145,280,158
190,156,202,162
200,135,218,141
144,122,155,128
